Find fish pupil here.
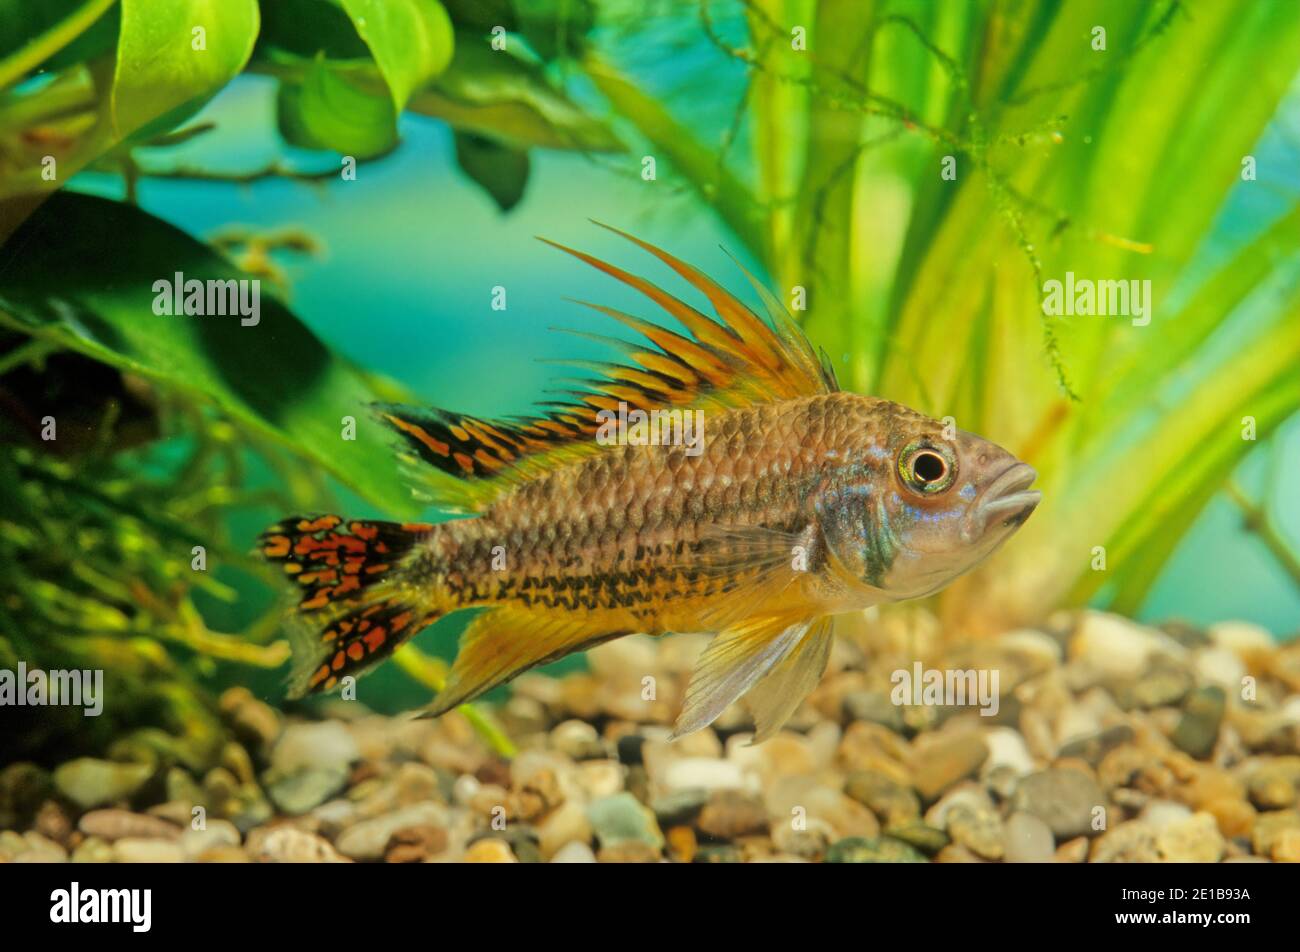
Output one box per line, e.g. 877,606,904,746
913,452,945,483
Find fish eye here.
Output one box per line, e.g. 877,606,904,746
899,441,956,495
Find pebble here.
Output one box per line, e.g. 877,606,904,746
384,824,448,863
1272,828,1300,863
113,837,184,863
1004,812,1055,863
551,840,598,863
1245,757,1300,810
842,690,906,733
575,760,625,799
844,770,920,825
1124,663,1193,710
1090,820,1159,863
179,821,241,859
1172,687,1226,760
271,722,359,774
1194,648,1246,695
598,841,662,863
334,802,448,861
661,757,747,793
1055,836,1089,863
252,826,347,863
219,687,283,752
911,732,988,801
651,788,709,828
884,820,949,855
1057,725,1135,766
1208,621,1275,661
11,831,66,863
947,804,1005,860
463,838,518,863
696,790,768,840
1138,800,1192,831
265,766,350,816
1070,612,1183,680
1011,767,1103,840
1251,809,1300,858
53,758,152,810
78,809,181,841
70,836,115,863
536,800,593,859
982,727,1036,778
587,792,664,850
825,836,928,863
1155,812,1225,863
549,720,607,761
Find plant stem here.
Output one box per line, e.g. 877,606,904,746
0,0,119,92
1226,481,1300,590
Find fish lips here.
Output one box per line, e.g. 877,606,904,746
964,462,1042,542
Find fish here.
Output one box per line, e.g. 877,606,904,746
259,224,1041,741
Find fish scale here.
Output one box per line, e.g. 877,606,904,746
430,394,867,623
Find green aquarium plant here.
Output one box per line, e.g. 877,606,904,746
0,0,1298,760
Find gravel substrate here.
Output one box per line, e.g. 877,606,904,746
3,609,1299,863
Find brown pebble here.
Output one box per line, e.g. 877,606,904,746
1055,837,1089,863
597,841,661,863
696,791,768,840
464,838,517,863
383,824,448,863
78,808,181,842
34,800,73,845
666,825,697,863
911,732,989,802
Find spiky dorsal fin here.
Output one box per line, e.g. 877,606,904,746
381,225,837,513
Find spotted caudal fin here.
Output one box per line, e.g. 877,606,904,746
259,515,442,697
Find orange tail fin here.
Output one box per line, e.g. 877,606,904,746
259,515,441,697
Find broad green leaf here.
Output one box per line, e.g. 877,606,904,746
0,191,414,514
452,130,529,211
111,0,259,138
338,0,454,112
276,55,397,159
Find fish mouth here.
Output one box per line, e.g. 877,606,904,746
971,462,1041,536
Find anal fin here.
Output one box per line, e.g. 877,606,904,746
420,607,630,718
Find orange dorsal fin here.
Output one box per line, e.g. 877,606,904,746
379,227,837,513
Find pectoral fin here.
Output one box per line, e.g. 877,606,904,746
671,615,810,739
743,616,833,743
